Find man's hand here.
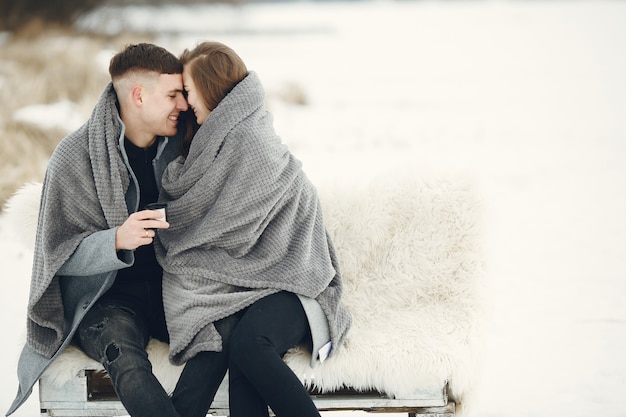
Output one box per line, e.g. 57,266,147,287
115,210,170,251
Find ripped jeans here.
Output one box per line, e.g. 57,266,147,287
76,294,236,417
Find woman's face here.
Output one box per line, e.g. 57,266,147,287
183,66,210,125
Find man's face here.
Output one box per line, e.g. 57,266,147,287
141,73,188,138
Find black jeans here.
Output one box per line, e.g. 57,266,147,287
76,294,236,417
228,291,320,417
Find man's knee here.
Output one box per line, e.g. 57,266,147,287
103,340,153,388
78,313,150,373
105,342,121,363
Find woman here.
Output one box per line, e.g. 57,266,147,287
154,41,351,417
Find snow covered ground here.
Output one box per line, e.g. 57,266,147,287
2,1,626,416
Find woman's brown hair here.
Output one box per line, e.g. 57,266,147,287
179,41,248,157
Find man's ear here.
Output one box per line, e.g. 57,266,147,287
131,85,143,106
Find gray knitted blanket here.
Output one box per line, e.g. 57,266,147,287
27,84,129,358
155,72,351,365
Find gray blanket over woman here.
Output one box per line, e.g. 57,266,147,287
155,71,351,365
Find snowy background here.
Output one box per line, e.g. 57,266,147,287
2,1,626,416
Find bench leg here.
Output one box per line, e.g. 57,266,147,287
408,405,455,417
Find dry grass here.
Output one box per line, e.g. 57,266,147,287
0,29,153,210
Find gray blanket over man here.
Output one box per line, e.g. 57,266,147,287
8,83,161,416
155,72,351,365
26,83,131,358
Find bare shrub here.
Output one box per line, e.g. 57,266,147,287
1,34,110,106
0,0,107,33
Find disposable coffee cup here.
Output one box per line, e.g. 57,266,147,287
145,203,167,222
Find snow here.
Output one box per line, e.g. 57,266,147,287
13,100,85,132
3,1,626,416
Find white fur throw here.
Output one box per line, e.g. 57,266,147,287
4,176,484,414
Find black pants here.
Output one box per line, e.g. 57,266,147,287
228,291,320,417
76,294,236,417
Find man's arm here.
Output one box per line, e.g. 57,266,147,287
57,210,169,276
57,228,133,276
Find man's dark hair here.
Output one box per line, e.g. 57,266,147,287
109,43,183,80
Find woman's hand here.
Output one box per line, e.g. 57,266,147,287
115,210,170,251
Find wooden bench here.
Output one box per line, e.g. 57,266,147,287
39,370,455,416
6,177,483,417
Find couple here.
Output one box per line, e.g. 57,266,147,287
7,42,351,417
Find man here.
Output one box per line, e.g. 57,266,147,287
7,43,230,417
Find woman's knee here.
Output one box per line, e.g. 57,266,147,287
229,293,308,363
229,321,269,363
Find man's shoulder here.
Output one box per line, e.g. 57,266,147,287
48,124,91,169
